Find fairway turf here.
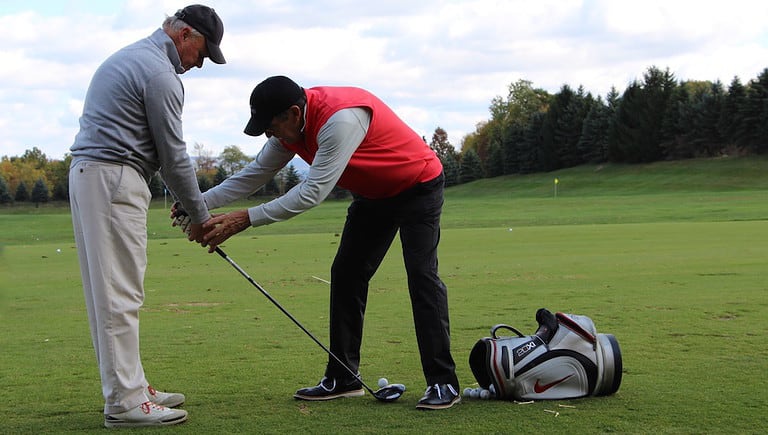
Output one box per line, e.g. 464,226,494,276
1,157,766,433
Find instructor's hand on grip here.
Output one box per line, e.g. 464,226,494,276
201,210,250,253
169,202,250,253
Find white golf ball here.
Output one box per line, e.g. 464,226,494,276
56,249,61,253
463,387,473,397
488,384,496,394
469,388,480,398
480,389,490,400
378,378,388,388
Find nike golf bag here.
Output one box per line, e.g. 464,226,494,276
469,308,622,400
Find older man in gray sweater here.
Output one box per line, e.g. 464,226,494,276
69,4,225,428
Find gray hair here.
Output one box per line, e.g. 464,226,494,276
162,15,203,38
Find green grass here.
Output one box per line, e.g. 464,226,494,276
1,156,767,434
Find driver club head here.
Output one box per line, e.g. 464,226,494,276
372,383,406,402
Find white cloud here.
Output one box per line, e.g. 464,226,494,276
1,0,768,159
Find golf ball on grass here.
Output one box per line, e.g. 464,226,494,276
463,387,473,397
469,388,480,398
378,378,388,388
480,389,490,400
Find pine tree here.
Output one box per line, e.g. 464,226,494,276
0,175,13,204
578,96,611,163
213,166,228,186
440,155,460,187
15,181,30,202
31,178,49,206
736,68,768,153
284,164,301,191
459,149,483,184
718,77,746,150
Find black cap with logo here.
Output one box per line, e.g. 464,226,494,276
175,4,226,64
244,76,305,136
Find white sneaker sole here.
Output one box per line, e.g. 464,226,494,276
104,410,188,428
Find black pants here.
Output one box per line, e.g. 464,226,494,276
325,173,459,388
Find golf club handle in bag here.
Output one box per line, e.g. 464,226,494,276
469,308,623,401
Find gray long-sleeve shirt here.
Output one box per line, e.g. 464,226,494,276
203,107,371,226
71,28,210,223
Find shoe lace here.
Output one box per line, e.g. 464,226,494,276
428,384,442,399
140,401,167,414
319,376,336,392
147,385,157,396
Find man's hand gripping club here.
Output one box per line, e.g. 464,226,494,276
171,202,250,253
170,202,207,244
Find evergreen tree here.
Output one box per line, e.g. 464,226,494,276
736,68,768,153
440,154,460,187
197,174,212,192
485,141,505,178
523,112,546,173
718,77,747,149
31,178,49,206
0,175,12,204
542,84,592,170
500,123,527,174
689,81,725,156
15,181,29,202
659,83,693,159
213,166,228,186
608,81,645,162
578,95,611,163
459,149,483,184
637,66,677,162
284,164,301,191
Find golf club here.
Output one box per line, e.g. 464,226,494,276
213,246,405,402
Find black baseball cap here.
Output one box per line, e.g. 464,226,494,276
244,76,305,136
175,4,226,64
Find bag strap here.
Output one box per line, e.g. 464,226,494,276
490,324,525,339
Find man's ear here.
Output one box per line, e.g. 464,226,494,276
179,26,192,41
290,105,303,123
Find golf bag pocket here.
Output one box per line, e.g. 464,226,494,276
469,308,622,400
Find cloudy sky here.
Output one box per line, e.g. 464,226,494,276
2,0,768,161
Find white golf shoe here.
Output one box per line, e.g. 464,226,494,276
104,401,187,428
146,385,185,408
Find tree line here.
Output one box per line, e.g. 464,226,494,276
0,144,303,206
430,65,768,186
3,64,767,204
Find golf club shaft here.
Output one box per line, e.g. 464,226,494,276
214,247,376,395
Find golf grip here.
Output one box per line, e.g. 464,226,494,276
213,247,376,395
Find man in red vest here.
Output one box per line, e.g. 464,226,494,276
183,75,460,409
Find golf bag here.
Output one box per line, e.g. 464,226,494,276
469,308,622,400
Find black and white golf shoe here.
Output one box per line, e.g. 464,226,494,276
294,376,365,401
416,384,461,410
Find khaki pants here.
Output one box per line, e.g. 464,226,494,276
69,160,151,414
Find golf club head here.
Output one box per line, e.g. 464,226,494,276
372,383,406,402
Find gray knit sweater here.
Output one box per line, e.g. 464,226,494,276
71,28,209,223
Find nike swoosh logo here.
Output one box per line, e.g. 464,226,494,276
533,374,574,393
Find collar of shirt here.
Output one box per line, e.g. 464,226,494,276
149,28,185,74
